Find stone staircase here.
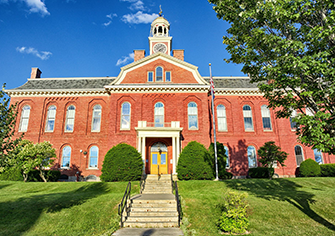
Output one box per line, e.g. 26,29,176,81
122,174,179,228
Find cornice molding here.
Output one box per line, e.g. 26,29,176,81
5,89,109,97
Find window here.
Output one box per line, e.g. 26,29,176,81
243,105,254,131
290,110,297,130
65,105,75,132
165,71,171,82
313,149,323,164
19,105,31,132
217,104,227,131
121,102,131,129
295,145,304,166
261,105,272,131
89,146,99,168
224,146,230,168
61,146,71,168
45,106,56,132
92,105,101,132
148,71,153,82
156,66,163,82
154,102,164,127
188,102,198,129
247,146,257,168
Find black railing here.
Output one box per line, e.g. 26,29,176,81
118,181,131,228
174,181,182,227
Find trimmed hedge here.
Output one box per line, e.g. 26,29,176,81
101,143,143,182
177,141,214,180
320,164,335,177
299,159,321,177
248,167,274,179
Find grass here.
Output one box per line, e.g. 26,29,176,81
178,177,335,236
0,181,139,236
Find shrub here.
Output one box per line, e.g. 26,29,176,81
208,142,232,179
177,141,214,180
101,143,143,182
299,159,321,177
320,164,335,177
26,170,61,182
248,167,274,179
0,166,23,181
217,190,249,234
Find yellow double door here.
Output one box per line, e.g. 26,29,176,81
150,151,168,174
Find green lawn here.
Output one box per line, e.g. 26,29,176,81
0,181,139,236
178,177,335,236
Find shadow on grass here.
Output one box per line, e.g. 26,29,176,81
0,182,109,235
224,178,335,231
0,183,12,190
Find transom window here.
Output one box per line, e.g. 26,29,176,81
154,102,164,127
295,145,304,166
92,105,101,132
19,105,31,132
188,102,198,129
247,146,257,168
313,149,323,164
217,104,227,131
261,105,272,131
89,146,99,168
61,146,71,168
156,66,163,82
121,102,131,130
65,105,75,132
243,105,254,131
45,105,56,132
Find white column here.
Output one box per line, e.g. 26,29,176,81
137,135,142,153
141,136,146,164
172,137,176,174
176,135,180,163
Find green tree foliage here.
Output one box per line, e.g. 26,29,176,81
299,158,321,177
17,141,56,182
209,0,335,154
208,142,233,179
177,141,214,180
258,141,288,179
100,143,143,182
0,84,24,173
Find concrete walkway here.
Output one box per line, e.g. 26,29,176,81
112,228,184,236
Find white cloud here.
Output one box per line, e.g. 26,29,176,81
116,53,134,66
129,0,144,11
16,46,52,60
122,11,158,24
0,0,50,16
103,13,117,27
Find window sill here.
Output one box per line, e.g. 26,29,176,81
64,131,74,133
45,130,54,133
263,130,273,132
59,167,70,170
87,167,99,170
218,130,228,132
244,130,254,132
91,130,101,133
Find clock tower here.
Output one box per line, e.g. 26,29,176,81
149,15,172,55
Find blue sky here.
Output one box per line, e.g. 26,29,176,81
0,0,245,90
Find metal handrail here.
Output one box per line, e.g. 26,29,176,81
174,181,182,227
118,181,131,228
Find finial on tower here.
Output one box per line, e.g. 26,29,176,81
159,5,162,16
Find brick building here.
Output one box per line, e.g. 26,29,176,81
6,16,334,179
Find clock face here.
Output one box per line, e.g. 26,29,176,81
153,43,167,53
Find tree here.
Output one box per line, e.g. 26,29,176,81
17,141,56,182
257,141,288,179
208,142,233,179
0,84,24,173
209,0,335,154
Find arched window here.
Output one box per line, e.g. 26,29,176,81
247,146,257,168
19,105,31,132
121,102,131,129
295,145,304,166
92,105,101,132
313,149,323,164
156,66,163,82
154,102,164,127
224,146,230,168
217,104,227,131
61,146,71,168
261,105,272,131
65,105,75,132
243,105,254,131
290,110,297,130
89,146,99,168
188,102,198,129
45,106,56,132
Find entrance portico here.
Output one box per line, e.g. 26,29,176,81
136,121,183,174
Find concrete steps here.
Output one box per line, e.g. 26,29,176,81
122,174,179,228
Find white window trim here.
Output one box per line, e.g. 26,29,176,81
243,105,254,132
188,102,199,130
64,105,76,133
165,71,171,82
61,146,71,168
247,146,257,168
154,102,165,127
294,145,304,167
45,105,56,132
148,71,154,82
155,66,163,82
91,105,102,132
120,102,131,130
217,104,227,132
261,105,272,131
89,146,99,169
313,149,324,164
224,146,230,169
19,105,31,132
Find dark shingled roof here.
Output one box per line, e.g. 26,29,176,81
10,78,115,90
204,77,258,89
